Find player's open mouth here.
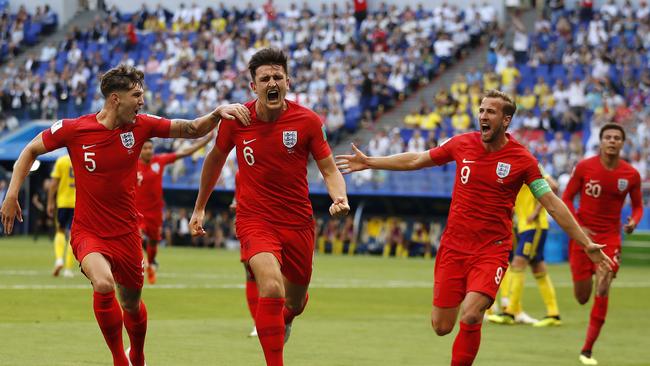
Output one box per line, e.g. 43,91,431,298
267,90,280,102
480,123,491,133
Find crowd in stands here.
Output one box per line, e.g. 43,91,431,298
378,2,650,202
0,4,57,63
0,1,499,188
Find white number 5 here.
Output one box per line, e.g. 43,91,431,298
84,152,96,172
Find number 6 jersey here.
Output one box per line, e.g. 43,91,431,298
41,113,171,237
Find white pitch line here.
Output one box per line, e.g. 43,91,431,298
1,281,650,290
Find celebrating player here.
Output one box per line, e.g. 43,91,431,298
190,47,349,366
136,133,213,284
47,154,77,278
562,123,643,366
336,89,613,365
1,64,250,366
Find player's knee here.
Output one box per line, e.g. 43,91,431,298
431,319,453,336
92,278,115,294
258,279,284,298
460,311,483,326
575,292,590,305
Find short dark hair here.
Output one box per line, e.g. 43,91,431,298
599,122,626,141
248,47,288,80
482,89,517,117
100,64,144,97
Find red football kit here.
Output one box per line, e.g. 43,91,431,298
41,113,171,288
215,99,330,285
136,153,177,241
428,132,543,307
562,156,643,280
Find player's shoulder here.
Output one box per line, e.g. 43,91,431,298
619,159,642,178
136,113,167,124
440,131,477,148
286,99,321,124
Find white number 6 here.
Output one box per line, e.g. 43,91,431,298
243,146,255,166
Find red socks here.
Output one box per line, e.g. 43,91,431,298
256,297,285,366
123,301,148,366
93,291,129,366
283,293,309,326
451,322,482,366
146,242,158,266
582,296,608,353
246,279,259,319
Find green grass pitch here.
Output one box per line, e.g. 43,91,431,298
1,237,649,365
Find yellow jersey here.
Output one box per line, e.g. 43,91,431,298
51,155,75,208
514,164,549,233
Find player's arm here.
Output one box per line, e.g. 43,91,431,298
46,177,59,217
335,143,436,173
536,188,614,270
316,154,350,218
529,175,559,223
169,104,251,138
561,168,581,216
174,131,214,159
623,176,644,234
189,144,229,236
1,133,49,234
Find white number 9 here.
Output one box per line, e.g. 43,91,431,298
460,166,471,184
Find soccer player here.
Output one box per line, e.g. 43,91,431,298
487,170,562,326
562,123,643,366
47,154,77,278
136,133,213,284
336,89,613,365
190,48,349,366
1,64,250,366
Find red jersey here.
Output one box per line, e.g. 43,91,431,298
215,99,331,228
41,113,171,237
136,153,177,218
354,0,368,12
562,155,643,237
429,132,543,254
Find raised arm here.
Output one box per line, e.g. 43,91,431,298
335,143,437,174
174,131,215,159
1,133,49,234
316,154,350,217
47,177,59,217
537,191,614,270
189,144,230,236
169,104,251,139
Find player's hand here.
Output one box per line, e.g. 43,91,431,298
1,196,23,235
335,144,369,174
584,242,615,272
229,200,237,212
46,202,55,218
189,210,206,237
526,213,538,224
580,226,594,238
212,103,251,126
329,197,350,218
623,216,636,234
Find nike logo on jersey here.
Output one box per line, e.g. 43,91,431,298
82,144,96,150
243,139,257,145
462,158,475,163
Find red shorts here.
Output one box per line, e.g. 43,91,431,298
71,227,145,289
138,212,163,242
236,219,314,286
569,233,621,282
433,245,510,308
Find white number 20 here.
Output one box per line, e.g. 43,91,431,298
84,152,96,172
585,182,601,198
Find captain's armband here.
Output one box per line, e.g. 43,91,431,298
530,178,552,199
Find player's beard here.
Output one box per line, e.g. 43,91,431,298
481,122,504,143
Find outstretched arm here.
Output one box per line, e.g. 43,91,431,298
538,191,614,270
316,155,349,217
1,133,48,234
189,144,229,236
47,177,59,217
335,143,436,173
174,131,215,159
169,104,251,138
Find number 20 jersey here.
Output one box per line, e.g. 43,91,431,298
41,113,171,238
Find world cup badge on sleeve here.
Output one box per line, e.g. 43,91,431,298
496,161,511,178
283,130,298,148
120,132,135,148
617,178,628,192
